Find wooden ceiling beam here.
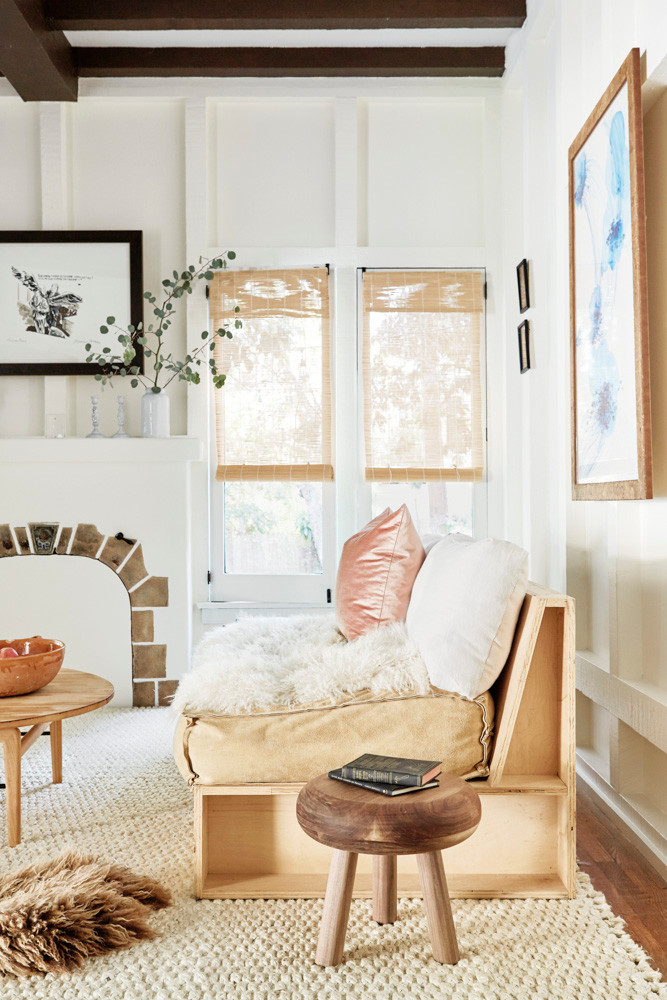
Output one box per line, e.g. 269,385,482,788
0,0,77,101
48,1,526,32
75,46,506,78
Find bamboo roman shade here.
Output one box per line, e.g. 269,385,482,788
362,270,485,483
211,268,333,482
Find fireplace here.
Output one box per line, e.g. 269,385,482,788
0,522,172,707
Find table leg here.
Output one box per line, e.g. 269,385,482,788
50,719,62,784
315,849,358,966
372,855,397,924
0,729,21,847
416,850,459,964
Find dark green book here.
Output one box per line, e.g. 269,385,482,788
328,769,439,797
340,753,441,787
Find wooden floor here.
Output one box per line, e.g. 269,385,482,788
577,781,666,977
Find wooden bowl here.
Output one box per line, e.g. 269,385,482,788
0,637,65,697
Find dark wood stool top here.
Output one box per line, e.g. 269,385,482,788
296,772,481,856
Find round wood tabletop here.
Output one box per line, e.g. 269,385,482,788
296,772,482,856
0,669,114,728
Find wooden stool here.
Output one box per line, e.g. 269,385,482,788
296,773,481,966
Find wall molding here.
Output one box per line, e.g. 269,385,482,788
577,755,667,880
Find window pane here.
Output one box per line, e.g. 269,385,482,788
224,483,323,575
371,482,473,537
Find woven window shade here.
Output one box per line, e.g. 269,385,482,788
362,270,485,483
211,268,333,482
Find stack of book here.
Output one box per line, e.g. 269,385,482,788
328,753,442,797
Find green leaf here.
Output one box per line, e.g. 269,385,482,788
189,264,195,273
85,343,91,351
151,386,161,394
128,324,135,333
234,306,240,313
100,325,108,334
102,346,111,354
173,270,179,280
94,374,102,381
107,316,115,324
201,331,208,340
204,271,214,280
137,336,147,345
227,251,236,260
131,379,139,388
143,291,152,299
227,331,234,338
162,279,171,287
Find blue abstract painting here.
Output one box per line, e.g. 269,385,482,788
573,82,638,485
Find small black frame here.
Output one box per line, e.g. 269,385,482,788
518,319,531,373
516,257,530,313
0,230,143,375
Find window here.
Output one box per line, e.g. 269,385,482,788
209,266,486,605
209,268,335,602
361,269,486,538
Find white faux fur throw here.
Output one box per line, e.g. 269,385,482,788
172,614,430,716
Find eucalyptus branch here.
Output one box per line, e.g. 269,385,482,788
84,250,240,393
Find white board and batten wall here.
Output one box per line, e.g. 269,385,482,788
501,0,667,874
0,78,506,699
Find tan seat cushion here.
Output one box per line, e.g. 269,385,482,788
173,687,494,786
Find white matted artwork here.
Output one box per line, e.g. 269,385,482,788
568,49,651,500
0,231,143,375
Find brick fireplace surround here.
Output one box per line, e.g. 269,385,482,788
0,522,173,708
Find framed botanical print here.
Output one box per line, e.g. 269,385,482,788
0,231,143,375
568,49,651,500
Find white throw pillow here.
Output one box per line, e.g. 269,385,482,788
406,534,529,699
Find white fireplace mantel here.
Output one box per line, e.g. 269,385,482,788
0,437,202,464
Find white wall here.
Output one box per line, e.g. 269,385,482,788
502,0,667,872
0,79,504,700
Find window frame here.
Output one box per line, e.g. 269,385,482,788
207,262,488,606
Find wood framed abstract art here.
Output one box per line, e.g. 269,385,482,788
0,231,143,376
568,48,651,500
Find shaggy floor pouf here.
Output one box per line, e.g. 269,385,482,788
0,851,171,976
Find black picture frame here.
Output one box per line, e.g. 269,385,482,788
516,258,530,313
0,230,143,375
518,319,531,373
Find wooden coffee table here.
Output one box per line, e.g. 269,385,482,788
297,772,481,966
0,668,114,846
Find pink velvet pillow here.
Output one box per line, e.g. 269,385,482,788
335,505,426,641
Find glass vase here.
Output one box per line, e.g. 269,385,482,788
141,389,170,438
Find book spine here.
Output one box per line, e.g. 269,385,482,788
340,766,416,787
328,772,396,796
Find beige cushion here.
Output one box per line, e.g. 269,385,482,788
406,534,528,699
173,686,494,786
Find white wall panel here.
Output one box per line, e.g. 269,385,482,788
0,101,43,436
366,100,484,247
70,100,187,435
212,100,335,247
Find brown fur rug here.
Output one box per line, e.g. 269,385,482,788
0,851,171,977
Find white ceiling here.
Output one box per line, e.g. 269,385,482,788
65,28,518,49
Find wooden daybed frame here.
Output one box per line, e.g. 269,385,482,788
189,584,575,901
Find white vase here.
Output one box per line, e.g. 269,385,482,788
141,390,170,438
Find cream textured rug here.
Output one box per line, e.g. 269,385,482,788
0,708,663,998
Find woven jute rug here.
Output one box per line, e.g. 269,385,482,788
0,708,663,998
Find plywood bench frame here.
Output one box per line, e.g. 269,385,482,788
187,584,575,900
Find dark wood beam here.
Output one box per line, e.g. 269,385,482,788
0,0,77,101
75,46,505,78
48,1,526,32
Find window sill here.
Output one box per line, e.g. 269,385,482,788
198,601,332,625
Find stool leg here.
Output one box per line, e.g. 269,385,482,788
315,849,358,966
50,720,62,784
416,850,459,964
0,729,22,847
372,855,397,924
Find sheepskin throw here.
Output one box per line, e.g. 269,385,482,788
0,851,171,977
172,614,430,716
